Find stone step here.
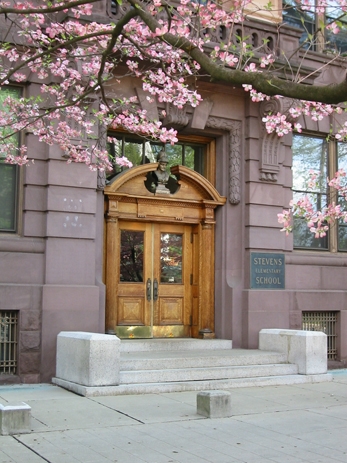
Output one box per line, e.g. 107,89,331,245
119,363,298,384
120,338,233,353
61,373,332,397
120,349,287,371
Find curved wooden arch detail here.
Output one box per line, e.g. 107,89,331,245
105,163,225,201
104,164,226,224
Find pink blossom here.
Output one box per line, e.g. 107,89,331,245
327,22,340,34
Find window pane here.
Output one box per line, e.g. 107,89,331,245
120,230,144,282
160,233,182,284
337,142,347,171
293,217,329,249
0,86,21,232
163,144,183,168
337,143,347,250
282,0,316,48
183,144,204,174
292,135,328,193
108,134,207,178
0,165,17,231
184,145,195,169
338,224,347,251
326,6,347,52
292,135,328,250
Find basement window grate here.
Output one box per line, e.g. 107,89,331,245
302,311,337,360
0,311,18,375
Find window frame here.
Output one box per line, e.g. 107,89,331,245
107,132,216,185
291,132,347,252
0,85,23,234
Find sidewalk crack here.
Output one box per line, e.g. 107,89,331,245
13,436,53,463
88,399,145,424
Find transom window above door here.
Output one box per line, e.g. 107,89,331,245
107,133,215,183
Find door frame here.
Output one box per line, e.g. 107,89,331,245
104,164,226,338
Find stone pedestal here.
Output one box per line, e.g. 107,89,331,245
259,329,327,374
56,331,121,387
197,391,232,418
0,403,31,435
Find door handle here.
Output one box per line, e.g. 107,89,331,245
146,278,152,301
153,278,158,301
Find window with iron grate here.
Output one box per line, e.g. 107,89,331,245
302,311,338,360
0,311,18,375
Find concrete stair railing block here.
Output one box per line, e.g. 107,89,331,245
259,329,327,375
56,331,121,387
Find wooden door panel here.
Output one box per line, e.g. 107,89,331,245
158,298,184,325
118,297,146,325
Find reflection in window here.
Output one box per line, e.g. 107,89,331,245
120,230,144,282
337,143,347,251
282,0,347,52
282,0,315,49
107,134,205,178
326,5,347,52
160,233,182,284
0,86,21,232
292,135,329,250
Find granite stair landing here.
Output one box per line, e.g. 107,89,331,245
53,333,333,397
105,338,330,396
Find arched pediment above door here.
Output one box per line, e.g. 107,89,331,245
104,164,226,224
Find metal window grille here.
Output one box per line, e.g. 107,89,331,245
0,311,18,374
302,311,337,360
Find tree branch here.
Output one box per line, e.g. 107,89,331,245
129,0,347,105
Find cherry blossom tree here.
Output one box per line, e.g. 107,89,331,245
1,0,347,180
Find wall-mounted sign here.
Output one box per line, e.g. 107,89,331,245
250,252,285,289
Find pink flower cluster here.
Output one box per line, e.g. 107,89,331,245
279,170,347,239
1,0,347,173
261,100,343,138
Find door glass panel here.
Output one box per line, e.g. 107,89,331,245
120,230,144,282
160,233,182,284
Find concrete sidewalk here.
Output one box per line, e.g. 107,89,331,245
1,371,347,463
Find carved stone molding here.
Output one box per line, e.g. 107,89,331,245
162,103,189,130
206,117,242,204
260,97,297,122
259,132,281,182
258,97,296,183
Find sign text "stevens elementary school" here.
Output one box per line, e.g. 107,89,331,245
250,253,285,289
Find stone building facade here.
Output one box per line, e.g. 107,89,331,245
1,0,347,384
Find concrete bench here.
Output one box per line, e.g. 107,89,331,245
0,403,31,435
197,391,232,418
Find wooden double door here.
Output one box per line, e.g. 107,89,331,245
115,220,196,338
104,163,226,339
